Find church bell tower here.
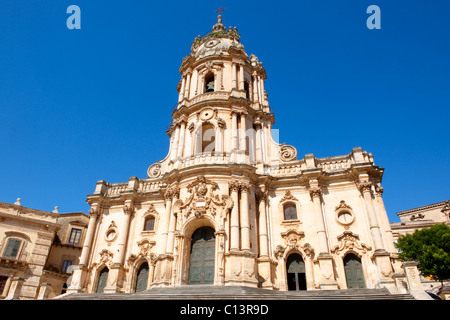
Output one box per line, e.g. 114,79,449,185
147,14,288,179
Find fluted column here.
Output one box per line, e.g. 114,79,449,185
231,111,238,162
308,182,329,254
115,200,134,265
258,191,269,257
358,181,385,251
178,76,185,102
252,73,259,103
215,120,225,156
232,63,237,89
171,124,180,161
229,180,240,251
239,112,247,163
166,187,180,254
184,72,191,100
240,182,251,251
79,204,101,266
375,186,396,252
161,188,174,248
238,64,245,90
177,120,186,158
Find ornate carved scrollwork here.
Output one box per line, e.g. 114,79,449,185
357,182,372,194
281,229,305,249
164,185,180,200
172,176,233,229
228,179,241,192
89,207,101,218
147,163,161,178
279,144,297,162
280,190,298,203
123,203,135,216
98,249,113,266
308,187,322,199
331,231,371,256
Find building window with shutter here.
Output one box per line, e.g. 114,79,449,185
62,260,73,274
144,216,155,231
283,203,298,221
67,228,82,246
3,238,22,259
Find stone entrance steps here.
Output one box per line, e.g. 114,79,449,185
57,285,415,300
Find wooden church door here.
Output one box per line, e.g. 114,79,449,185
188,227,215,285
344,253,366,289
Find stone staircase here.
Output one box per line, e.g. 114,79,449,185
56,285,415,300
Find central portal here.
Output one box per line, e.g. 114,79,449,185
188,226,215,285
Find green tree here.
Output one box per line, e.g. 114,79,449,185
395,223,450,289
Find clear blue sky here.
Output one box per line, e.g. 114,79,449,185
1,1,449,223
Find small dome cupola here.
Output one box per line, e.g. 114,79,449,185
212,14,226,32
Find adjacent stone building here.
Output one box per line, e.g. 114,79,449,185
67,15,417,296
0,200,88,299
391,200,450,298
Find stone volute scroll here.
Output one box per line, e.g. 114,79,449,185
147,163,162,178
279,144,297,162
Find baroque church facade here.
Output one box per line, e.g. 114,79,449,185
68,15,404,295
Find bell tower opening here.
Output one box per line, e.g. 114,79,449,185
205,72,215,92
201,123,216,154
244,80,250,99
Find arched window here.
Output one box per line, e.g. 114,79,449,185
201,123,215,154
283,203,298,220
144,216,155,231
204,72,215,92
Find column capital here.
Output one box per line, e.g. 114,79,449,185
123,202,135,216
240,181,251,193
308,187,322,199
357,182,372,194
375,185,384,195
88,204,102,218
229,179,241,192
256,189,268,202
164,185,180,200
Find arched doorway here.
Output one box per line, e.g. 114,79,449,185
344,253,365,289
188,226,215,285
96,267,109,293
135,262,149,292
286,253,306,291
